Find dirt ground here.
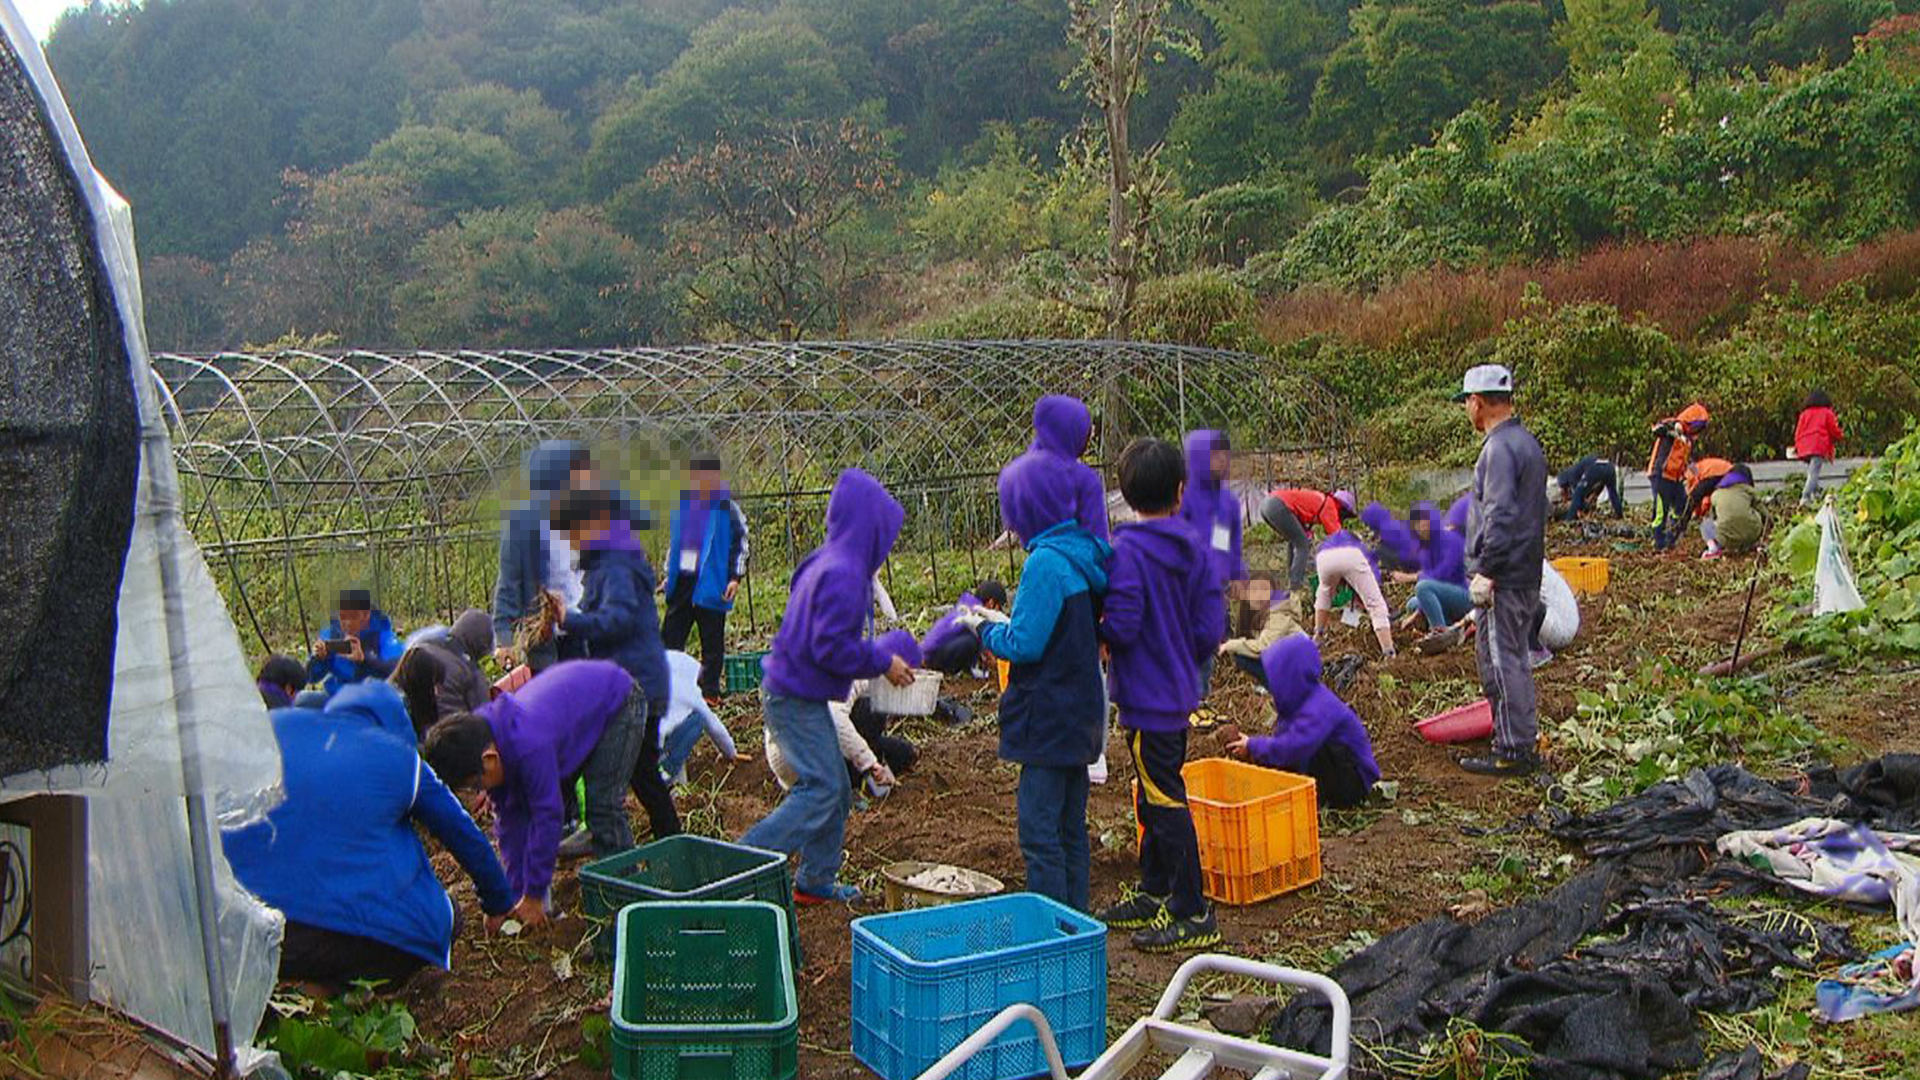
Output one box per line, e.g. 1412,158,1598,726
403,529,1920,1080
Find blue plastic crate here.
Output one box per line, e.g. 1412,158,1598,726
850,893,1107,1080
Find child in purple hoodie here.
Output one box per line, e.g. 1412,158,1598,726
1028,395,1110,540
746,469,921,906
1227,635,1381,809
422,659,645,926
1096,438,1224,952
1178,430,1244,704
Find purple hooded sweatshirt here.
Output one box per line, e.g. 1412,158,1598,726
1101,517,1223,731
920,590,982,659
480,659,635,900
1028,395,1109,540
1247,636,1381,788
762,469,923,702
1177,429,1244,588
1444,494,1471,534
1361,501,1416,567
1407,500,1467,588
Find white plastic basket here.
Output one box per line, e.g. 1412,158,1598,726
867,670,943,716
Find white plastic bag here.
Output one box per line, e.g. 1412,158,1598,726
1537,560,1581,650
1815,503,1866,615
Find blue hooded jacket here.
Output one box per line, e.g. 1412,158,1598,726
1247,636,1381,792
983,452,1112,767
1028,395,1109,541
665,490,749,613
566,517,671,701
1101,517,1222,731
306,609,404,698
762,469,923,702
1177,430,1244,588
223,683,513,969
492,440,581,648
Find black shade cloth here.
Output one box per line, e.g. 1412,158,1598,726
0,40,140,776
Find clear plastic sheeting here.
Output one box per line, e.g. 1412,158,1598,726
0,0,282,1067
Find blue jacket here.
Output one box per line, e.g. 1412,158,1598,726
983,450,1112,766
1247,636,1381,791
492,440,579,648
223,684,513,969
665,493,748,612
566,518,671,701
1177,429,1244,588
763,469,922,701
306,609,404,697
1101,517,1222,731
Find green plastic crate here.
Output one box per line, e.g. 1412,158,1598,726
581,835,797,963
723,650,770,694
612,901,798,1080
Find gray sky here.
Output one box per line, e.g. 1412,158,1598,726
12,0,84,39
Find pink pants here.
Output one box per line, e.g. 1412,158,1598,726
1314,547,1393,631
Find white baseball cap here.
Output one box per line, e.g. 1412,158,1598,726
1453,364,1514,401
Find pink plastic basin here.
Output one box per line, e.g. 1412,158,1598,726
1416,699,1493,743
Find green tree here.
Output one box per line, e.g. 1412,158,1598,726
653,120,898,339
585,10,857,193
223,170,430,345
395,207,649,347
1559,0,1664,74
354,125,525,216
1167,69,1305,187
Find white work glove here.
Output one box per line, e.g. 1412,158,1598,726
1470,574,1495,607
868,762,897,789
970,604,1010,625
954,611,987,632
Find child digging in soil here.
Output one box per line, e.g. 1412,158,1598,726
744,468,920,906
955,451,1111,911
1218,566,1306,691
1226,635,1381,809
1096,437,1224,951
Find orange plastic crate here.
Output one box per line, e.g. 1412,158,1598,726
1551,556,1609,596
1135,759,1321,905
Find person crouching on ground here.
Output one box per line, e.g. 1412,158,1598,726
1314,506,1397,657
1456,364,1548,777
920,579,1008,676
1552,456,1624,522
1702,464,1765,560
1258,487,1354,593
1096,437,1224,951
1386,500,1470,642
955,453,1111,912
1218,567,1305,690
391,607,494,739
307,588,404,702
549,486,681,847
224,682,525,996
257,654,306,710
424,659,649,927
1225,635,1380,809
745,468,919,907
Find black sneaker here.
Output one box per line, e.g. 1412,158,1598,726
1132,906,1221,953
1097,890,1168,930
1460,753,1538,778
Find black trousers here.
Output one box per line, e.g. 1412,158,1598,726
846,698,917,788
923,630,984,675
628,698,681,839
1129,728,1206,918
661,578,728,698
281,920,431,992
1304,741,1371,809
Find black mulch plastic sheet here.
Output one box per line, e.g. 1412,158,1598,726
1273,756,1920,1080
0,38,139,776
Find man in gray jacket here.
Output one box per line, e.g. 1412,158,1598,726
1454,365,1547,776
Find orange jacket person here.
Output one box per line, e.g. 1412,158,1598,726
1647,403,1709,551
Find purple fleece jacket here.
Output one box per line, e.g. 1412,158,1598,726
1408,500,1468,588
1029,395,1109,540
1101,517,1223,730
1247,636,1381,787
480,659,635,900
920,590,982,659
1361,501,1416,567
1444,494,1471,534
762,469,923,701
1177,429,1244,588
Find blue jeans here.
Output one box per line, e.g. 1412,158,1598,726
741,695,850,895
1017,764,1091,912
1411,579,1473,630
659,715,706,781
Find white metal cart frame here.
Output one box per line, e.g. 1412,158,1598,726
912,954,1352,1080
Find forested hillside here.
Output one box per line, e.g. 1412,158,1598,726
45,0,1920,459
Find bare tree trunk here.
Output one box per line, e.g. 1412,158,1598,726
1106,10,1134,341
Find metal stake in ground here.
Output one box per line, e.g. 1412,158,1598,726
1729,517,1774,674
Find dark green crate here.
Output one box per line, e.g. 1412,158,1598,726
612,901,798,1080
581,835,797,964
722,650,770,694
